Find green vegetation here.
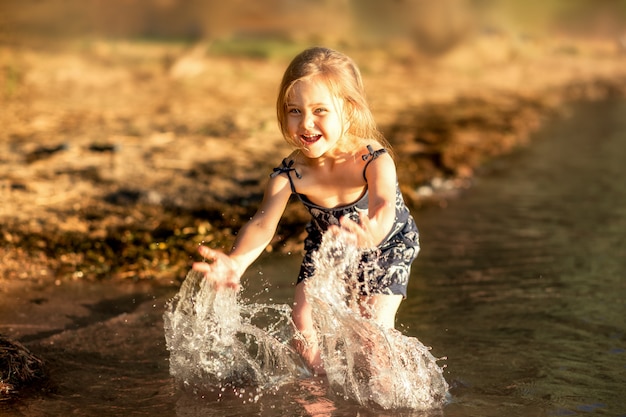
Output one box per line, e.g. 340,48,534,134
208,38,306,60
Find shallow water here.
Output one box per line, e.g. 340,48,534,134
1,99,626,416
163,231,447,412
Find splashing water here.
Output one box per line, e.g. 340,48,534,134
305,232,449,410
163,232,448,410
163,270,307,401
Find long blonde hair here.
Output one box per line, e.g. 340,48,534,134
276,47,390,153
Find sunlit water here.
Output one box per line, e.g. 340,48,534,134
1,99,625,416
163,231,448,411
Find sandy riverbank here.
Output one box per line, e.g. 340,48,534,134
1,35,626,283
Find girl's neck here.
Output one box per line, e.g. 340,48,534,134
300,148,354,168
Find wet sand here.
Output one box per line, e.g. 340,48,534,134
1,36,626,285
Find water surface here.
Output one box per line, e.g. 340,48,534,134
412,99,626,416
1,99,625,416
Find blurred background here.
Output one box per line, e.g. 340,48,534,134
2,0,626,51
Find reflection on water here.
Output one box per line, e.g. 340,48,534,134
1,99,625,416
411,99,626,416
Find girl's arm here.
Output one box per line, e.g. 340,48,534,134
192,173,293,289
338,152,398,248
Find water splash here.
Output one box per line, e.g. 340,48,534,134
306,232,449,410
163,232,448,410
163,270,306,401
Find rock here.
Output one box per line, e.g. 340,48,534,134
0,335,47,400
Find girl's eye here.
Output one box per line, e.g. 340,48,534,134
288,108,300,114
315,108,327,114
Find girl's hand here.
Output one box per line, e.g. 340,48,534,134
192,246,242,290
331,212,378,249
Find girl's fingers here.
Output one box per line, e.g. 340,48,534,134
197,245,222,261
338,215,375,248
192,246,241,290
192,262,240,290
192,261,213,273
339,216,360,234
358,211,371,230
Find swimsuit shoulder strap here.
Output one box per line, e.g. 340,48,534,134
270,158,301,194
361,145,388,181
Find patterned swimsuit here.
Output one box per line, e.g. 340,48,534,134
270,146,420,297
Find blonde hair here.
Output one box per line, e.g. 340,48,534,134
276,47,390,153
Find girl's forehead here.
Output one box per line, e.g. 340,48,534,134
288,78,339,103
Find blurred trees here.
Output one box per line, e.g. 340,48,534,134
2,0,625,52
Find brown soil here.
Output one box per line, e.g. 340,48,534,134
2,36,626,284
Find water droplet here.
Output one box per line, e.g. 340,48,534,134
164,231,448,410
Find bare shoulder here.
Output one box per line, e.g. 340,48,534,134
269,150,300,174
362,141,397,182
268,151,305,189
279,150,309,172
264,165,294,201
362,140,395,165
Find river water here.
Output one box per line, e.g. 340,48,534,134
1,99,625,416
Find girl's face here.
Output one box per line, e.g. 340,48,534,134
285,78,347,159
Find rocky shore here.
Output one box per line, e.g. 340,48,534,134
2,36,626,284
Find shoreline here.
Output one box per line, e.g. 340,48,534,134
2,37,626,284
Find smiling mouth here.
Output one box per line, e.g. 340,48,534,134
301,134,322,144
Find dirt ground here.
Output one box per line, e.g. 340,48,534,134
2,35,626,285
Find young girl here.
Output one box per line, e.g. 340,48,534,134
193,47,420,376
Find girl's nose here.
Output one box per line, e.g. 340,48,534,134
302,113,314,129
